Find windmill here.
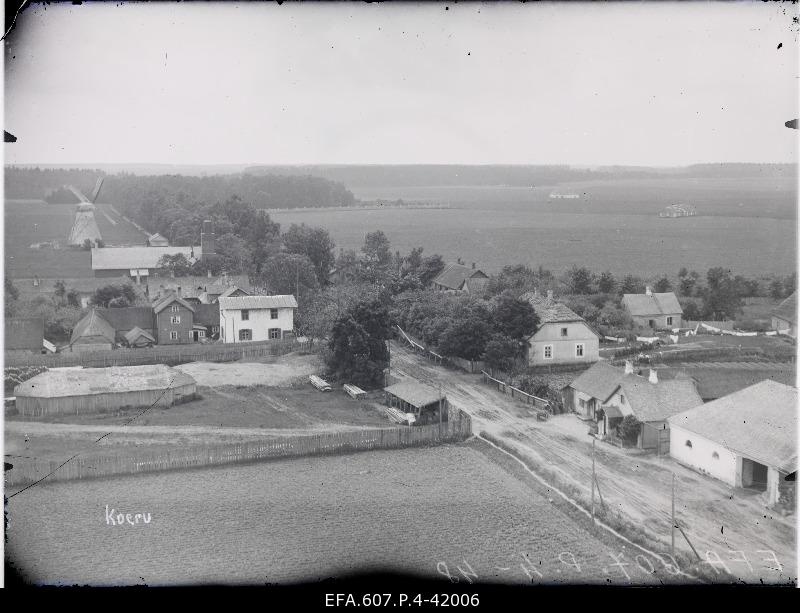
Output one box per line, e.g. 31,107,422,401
67,177,105,246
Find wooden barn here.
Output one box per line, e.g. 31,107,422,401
384,381,448,426
14,364,197,417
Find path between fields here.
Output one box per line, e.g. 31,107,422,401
389,341,796,584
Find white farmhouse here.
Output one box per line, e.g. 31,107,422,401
218,295,298,343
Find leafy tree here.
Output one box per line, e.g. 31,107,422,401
4,278,19,316
492,291,539,339
417,254,446,286
566,265,593,294
65,289,82,309
282,224,336,286
438,317,492,360
596,271,617,294
681,300,701,321
157,253,194,276
325,298,391,389
678,270,700,297
483,333,523,375
701,267,742,320
783,273,796,298
257,253,319,297
91,284,138,308
620,274,645,294
82,238,94,250
486,264,539,297
616,415,641,445
653,276,672,293
770,279,784,301
362,230,392,268
212,232,252,275
95,239,105,248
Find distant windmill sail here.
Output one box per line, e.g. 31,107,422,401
90,177,104,203
67,185,90,203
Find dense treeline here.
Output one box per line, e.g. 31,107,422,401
4,167,103,200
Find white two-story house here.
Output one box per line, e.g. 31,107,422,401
218,295,298,343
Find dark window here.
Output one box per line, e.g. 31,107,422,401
241,310,249,321
561,327,568,337
270,308,279,320
239,329,252,341
269,328,281,340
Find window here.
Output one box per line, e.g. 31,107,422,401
241,309,249,321
198,330,206,338
619,394,625,404
171,315,181,324
212,326,219,333
170,331,178,341
561,327,568,337
579,399,586,409
270,308,279,320
269,328,281,340
712,451,719,460
575,343,584,357
239,329,252,341
170,305,179,312
543,345,553,359
666,316,673,326
685,440,693,448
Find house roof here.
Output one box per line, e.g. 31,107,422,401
152,293,196,314
432,262,488,290
123,326,156,344
609,375,703,422
97,307,154,332
567,362,624,400
519,292,597,331
145,274,250,300
217,286,251,300
14,277,145,297
600,405,624,419
14,364,196,398
668,380,798,473
4,318,44,351
218,295,298,310
147,233,169,245
772,292,797,325
91,246,201,270
384,381,445,409
70,310,116,345
194,303,220,327
622,292,683,317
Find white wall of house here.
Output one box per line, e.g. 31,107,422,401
669,424,739,487
219,306,295,343
630,313,682,329
771,315,796,338
572,391,599,420
528,321,599,366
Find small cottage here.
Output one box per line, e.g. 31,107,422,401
622,287,683,329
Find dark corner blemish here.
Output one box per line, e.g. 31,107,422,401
777,42,782,49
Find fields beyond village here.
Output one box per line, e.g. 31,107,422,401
269,176,797,277
6,439,691,586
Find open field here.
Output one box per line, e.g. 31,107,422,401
389,342,796,584
5,441,684,585
93,203,148,245
174,352,323,387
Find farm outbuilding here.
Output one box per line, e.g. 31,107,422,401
384,381,448,426
14,364,197,417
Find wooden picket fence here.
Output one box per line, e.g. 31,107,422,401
5,412,473,488
4,338,309,369
480,370,551,411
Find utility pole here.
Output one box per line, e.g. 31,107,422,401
671,472,676,555
592,438,596,523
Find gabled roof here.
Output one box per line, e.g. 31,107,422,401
622,292,683,316
70,310,116,345
217,286,251,300
609,375,703,422
772,292,797,325
91,246,201,270
97,307,154,332
432,262,488,290
669,380,798,473
384,381,445,409
123,326,156,345
4,318,44,351
520,292,596,330
218,295,298,310
194,303,220,327
566,362,624,399
152,293,196,314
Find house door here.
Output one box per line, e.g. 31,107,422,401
648,319,655,328
657,428,670,456
191,330,199,342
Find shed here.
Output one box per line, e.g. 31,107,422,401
14,364,197,417
123,326,156,348
384,381,448,425
69,310,116,353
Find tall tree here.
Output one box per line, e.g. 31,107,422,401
653,276,672,293
282,224,336,286
257,253,319,297
362,230,392,268
596,271,617,294
566,265,593,294
492,291,539,339
702,267,742,319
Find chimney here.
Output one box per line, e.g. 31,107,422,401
624,360,634,375
472,262,476,270
645,286,652,296
177,286,182,298
649,369,658,384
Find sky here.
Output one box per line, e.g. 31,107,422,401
2,1,799,166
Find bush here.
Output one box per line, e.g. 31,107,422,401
616,415,641,445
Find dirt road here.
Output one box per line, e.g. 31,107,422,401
390,341,796,584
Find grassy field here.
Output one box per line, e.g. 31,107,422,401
4,199,147,278
5,440,678,585
270,177,796,277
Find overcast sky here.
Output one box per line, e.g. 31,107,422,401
3,1,798,166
